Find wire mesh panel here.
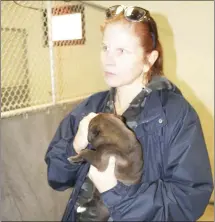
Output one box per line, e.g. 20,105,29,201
1,1,53,116
1,27,30,112
1,0,107,117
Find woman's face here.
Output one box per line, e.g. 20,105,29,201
100,22,145,88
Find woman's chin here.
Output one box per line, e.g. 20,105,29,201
104,77,122,88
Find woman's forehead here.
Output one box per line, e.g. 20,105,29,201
103,22,141,48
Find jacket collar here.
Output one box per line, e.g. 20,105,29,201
136,76,181,136
139,75,182,124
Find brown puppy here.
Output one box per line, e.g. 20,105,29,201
68,113,143,221
68,113,143,185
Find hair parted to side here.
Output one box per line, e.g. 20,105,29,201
100,14,164,85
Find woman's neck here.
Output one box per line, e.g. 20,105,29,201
115,76,144,115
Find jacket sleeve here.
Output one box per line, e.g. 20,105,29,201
44,97,91,191
101,101,214,221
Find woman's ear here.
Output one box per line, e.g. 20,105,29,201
148,50,159,65
143,50,159,73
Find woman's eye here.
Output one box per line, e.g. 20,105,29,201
117,48,126,54
102,45,108,51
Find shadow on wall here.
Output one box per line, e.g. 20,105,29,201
152,13,214,202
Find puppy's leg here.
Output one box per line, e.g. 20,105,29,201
68,149,101,167
67,153,84,163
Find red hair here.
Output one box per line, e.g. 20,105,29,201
100,14,164,85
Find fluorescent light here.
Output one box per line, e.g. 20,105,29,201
51,13,82,41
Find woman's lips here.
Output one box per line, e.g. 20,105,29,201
105,71,116,76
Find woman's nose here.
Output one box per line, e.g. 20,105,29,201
104,50,116,65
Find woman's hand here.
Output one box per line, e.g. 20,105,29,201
73,112,98,154
88,156,117,193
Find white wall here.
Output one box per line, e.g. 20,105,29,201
52,1,108,100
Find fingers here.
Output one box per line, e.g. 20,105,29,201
89,164,97,173
84,112,98,122
83,112,97,120
87,112,98,118
88,164,98,180
74,113,98,152
89,156,116,175
81,112,98,131
106,156,116,173
80,112,98,127
89,156,116,174
109,156,116,165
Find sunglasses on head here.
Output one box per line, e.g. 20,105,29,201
105,5,157,49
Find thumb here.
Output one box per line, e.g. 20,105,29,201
109,156,116,164
87,112,98,121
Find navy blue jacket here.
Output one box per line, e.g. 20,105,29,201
45,82,213,221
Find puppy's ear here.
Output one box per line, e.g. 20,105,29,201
88,125,100,143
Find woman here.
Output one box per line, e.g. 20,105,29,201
45,5,213,221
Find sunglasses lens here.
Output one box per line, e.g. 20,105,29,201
125,7,147,21
106,5,124,19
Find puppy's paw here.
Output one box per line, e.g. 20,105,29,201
67,155,84,164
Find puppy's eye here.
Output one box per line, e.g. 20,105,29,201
92,127,100,137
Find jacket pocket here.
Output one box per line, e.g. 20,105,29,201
135,113,167,138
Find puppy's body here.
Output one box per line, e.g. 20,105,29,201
69,113,143,184
68,113,143,221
